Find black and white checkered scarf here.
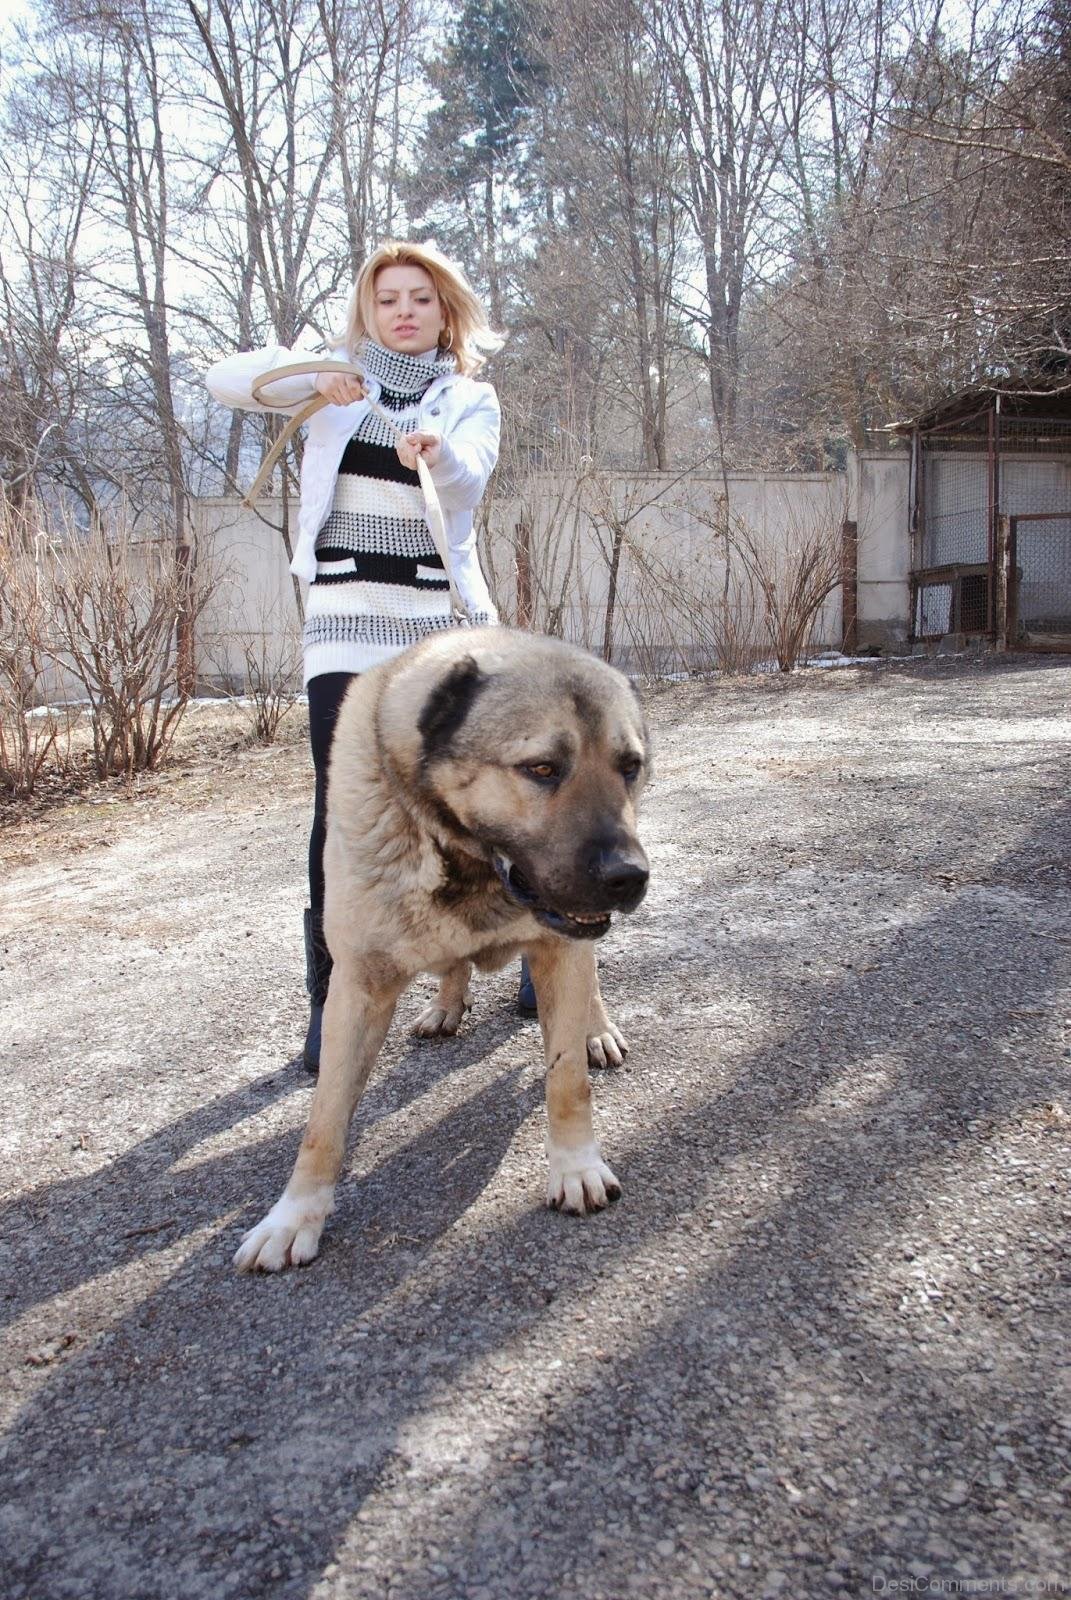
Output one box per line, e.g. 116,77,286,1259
349,340,456,448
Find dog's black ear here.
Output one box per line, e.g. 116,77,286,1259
418,655,487,760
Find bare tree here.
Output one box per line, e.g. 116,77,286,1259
499,0,689,471
0,41,108,516
2,0,1063,562
181,0,426,598
652,0,801,441
745,0,1070,455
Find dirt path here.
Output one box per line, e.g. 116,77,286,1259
1,657,1069,1600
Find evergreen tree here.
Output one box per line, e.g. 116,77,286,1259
407,0,547,319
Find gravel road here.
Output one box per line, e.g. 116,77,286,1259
1,654,1069,1600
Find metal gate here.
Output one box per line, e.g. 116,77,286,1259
998,512,1071,651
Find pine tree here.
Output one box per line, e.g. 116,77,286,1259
407,0,547,320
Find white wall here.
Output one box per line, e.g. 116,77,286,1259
193,497,304,687
191,450,913,681
852,452,912,648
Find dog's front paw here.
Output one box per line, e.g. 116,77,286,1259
411,994,471,1038
233,1188,335,1273
546,1142,622,1214
587,1022,628,1069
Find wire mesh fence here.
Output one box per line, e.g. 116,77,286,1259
916,408,1071,640
1011,513,1071,636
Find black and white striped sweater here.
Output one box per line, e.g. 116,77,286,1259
302,340,491,683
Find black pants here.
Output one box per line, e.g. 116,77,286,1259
307,672,357,918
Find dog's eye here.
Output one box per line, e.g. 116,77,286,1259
519,762,559,783
619,757,643,782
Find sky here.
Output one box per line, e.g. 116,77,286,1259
0,0,29,49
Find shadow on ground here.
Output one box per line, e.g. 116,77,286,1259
2,687,1068,1600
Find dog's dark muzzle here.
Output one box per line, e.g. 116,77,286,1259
492,842,649,939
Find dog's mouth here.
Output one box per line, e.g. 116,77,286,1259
491,854,612,941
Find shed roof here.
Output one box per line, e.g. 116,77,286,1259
888,379,1071,435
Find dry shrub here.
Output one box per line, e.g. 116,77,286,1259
49,512,215,778
579,463,720,667
482,438,845,675
479,465,598,644
619,544,765,675
579,475,765,675
0,499,74,797
582,486,843,675
205,589,304,745
238,623,303,744
729,511,843,672
479,404,613,650
674,490,845,673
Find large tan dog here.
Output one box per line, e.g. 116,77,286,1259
235,627,650,1272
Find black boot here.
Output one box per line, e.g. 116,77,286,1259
517,954,538,1016
303,907,332,1074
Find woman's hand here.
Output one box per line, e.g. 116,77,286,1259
397,431,443,470
314,370,367,406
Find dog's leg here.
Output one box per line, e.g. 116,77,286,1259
410,959,473,1038
525,952,628,1069
234,954,405,1272
528,940,622,1215
587,968,629,1069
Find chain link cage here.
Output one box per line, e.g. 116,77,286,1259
915,406,1071,641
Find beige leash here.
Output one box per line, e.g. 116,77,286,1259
243,359,471,622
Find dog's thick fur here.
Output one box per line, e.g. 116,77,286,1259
235,627,650,1272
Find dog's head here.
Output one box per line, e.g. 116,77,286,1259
380,629,651,939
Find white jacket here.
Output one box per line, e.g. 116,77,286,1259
204,344,501,620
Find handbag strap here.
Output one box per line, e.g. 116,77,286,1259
242,359,472,622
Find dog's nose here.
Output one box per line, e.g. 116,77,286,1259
588,847,650,909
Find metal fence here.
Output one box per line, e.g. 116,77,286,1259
1002,513,1071,647
914,408,1071,642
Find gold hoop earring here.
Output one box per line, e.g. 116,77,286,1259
439,325,454,352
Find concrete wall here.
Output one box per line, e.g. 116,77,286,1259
480,468,853,671
193,498,304,688
852,451,912,649
191,449,912,682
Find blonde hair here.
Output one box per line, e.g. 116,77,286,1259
340,240,504,378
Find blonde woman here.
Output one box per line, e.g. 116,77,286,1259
206,240,535,1070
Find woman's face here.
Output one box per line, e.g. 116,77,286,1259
371,264,446,354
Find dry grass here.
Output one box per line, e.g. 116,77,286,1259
0,698,309,870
